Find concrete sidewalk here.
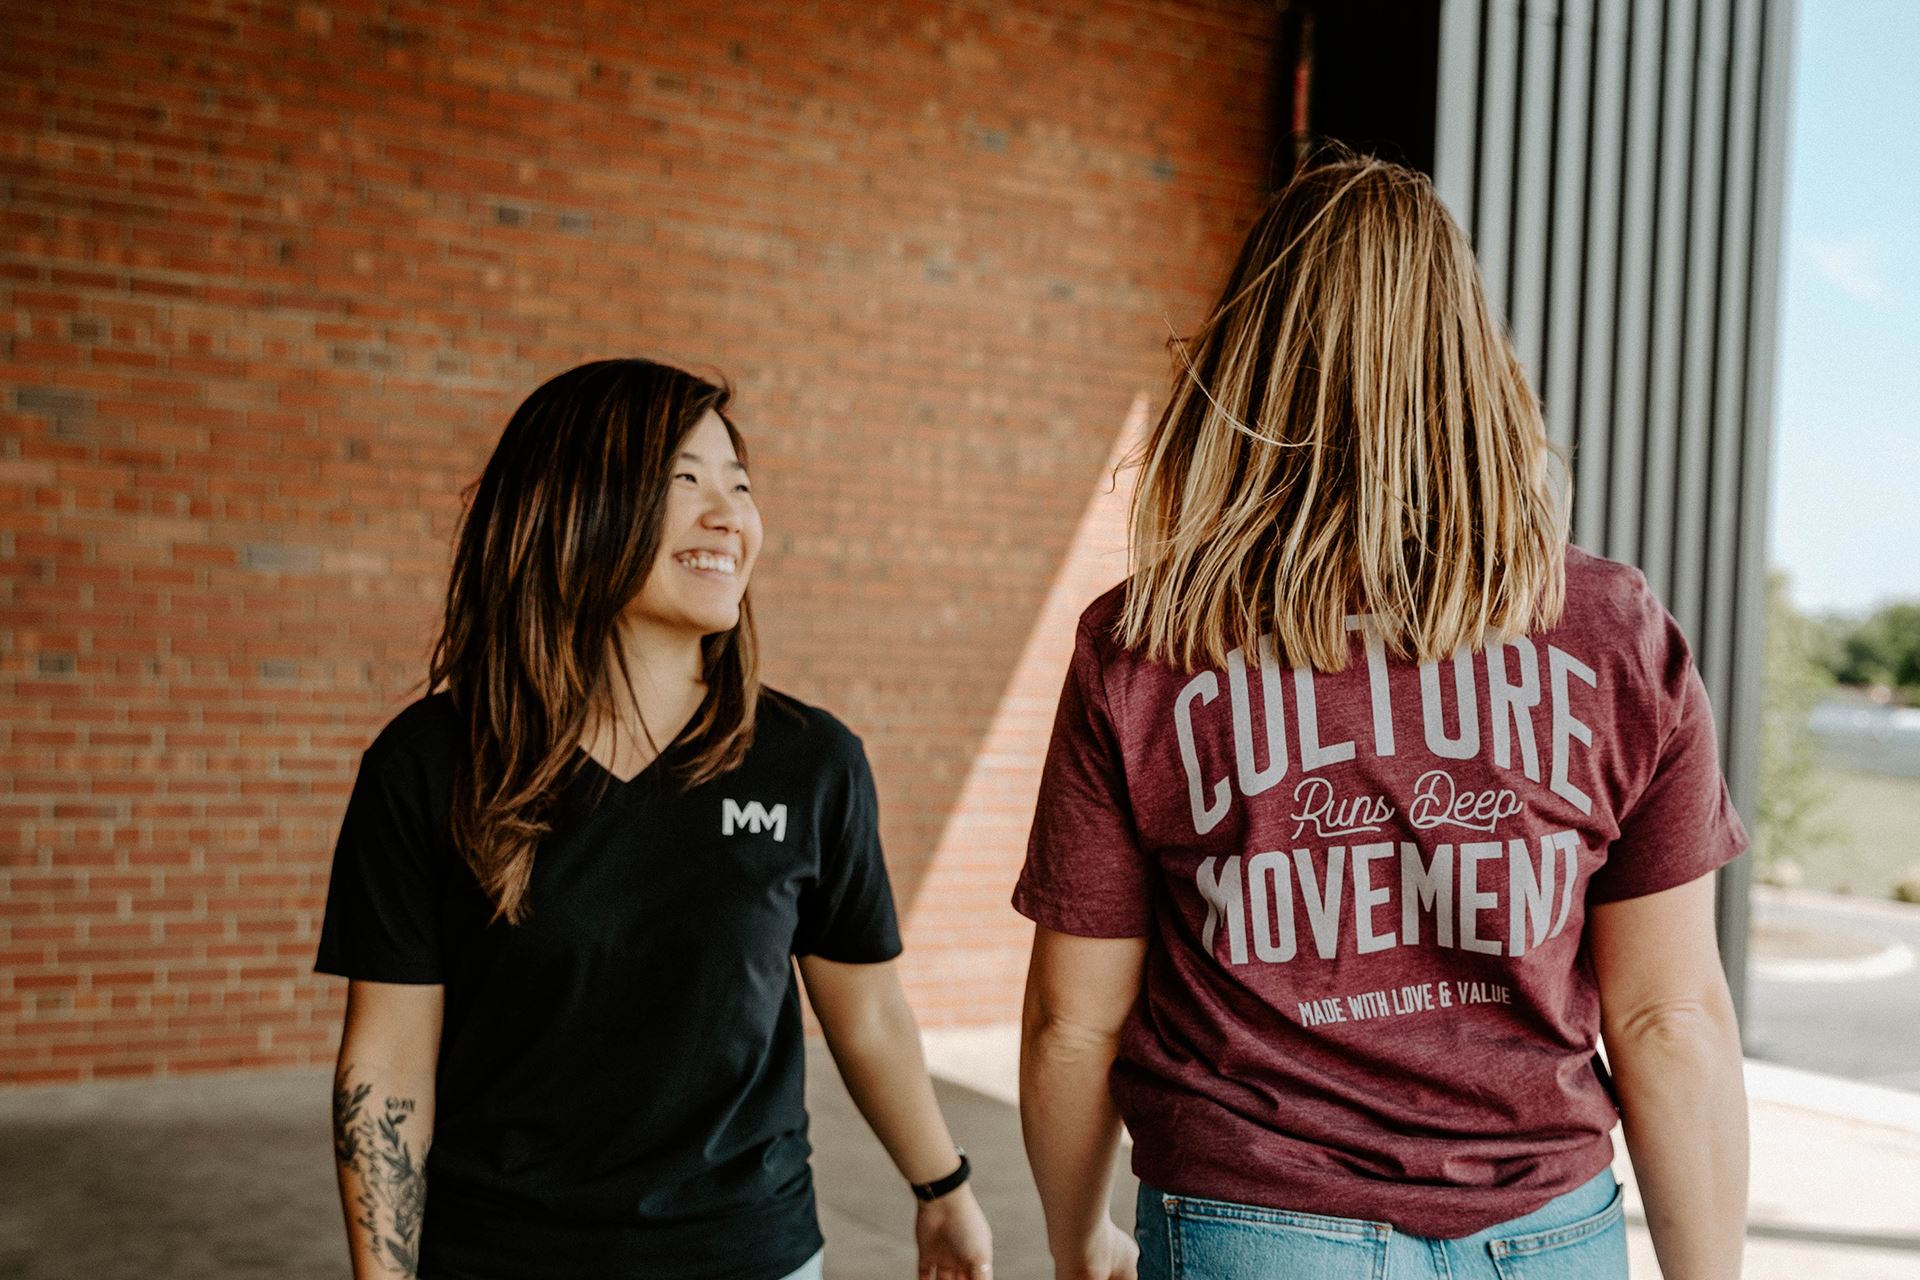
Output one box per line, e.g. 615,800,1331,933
0,1037,1914,1279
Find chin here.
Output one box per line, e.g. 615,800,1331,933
691,607,742,636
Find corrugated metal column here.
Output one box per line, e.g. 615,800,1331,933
1573,0,1629,550
1721,0,1798,1017
1431,0,1798,1025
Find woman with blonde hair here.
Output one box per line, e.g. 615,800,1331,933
1016,154,1748,1280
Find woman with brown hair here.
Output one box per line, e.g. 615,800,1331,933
317,359,992,1280
1016,155,1749,1279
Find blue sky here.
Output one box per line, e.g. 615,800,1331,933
1771,0,1920,615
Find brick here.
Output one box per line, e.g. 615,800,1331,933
0,0,1274,1082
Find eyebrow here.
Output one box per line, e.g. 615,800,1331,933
674,451,748,473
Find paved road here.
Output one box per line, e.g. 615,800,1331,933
1746,888,1920,1092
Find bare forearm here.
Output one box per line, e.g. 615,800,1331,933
1021,1019,1126,1258
820,995,962,1185
333,1053,435,1279
1610,1009,1748,1280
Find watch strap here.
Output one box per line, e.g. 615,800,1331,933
910,1148,971,1202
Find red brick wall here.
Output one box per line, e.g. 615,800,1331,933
0,0,1276,1083
897,392,1143,1024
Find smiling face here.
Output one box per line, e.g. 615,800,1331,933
626,409,763,640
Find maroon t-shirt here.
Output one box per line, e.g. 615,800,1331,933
1013,546,1747,1238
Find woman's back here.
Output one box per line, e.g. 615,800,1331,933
1016,150,1747,1280
1014,545,1745,1237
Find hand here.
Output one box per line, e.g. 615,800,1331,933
915,1182,993,1280
1053,1216,1138,1280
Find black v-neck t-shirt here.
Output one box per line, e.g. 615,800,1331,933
315,690,902,1280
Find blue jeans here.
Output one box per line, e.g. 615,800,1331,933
1136,1169,1626,1279
776,1249,825,1280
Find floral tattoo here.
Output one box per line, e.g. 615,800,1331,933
333,1067,427,1276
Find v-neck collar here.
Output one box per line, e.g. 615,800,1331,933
573,715,699,790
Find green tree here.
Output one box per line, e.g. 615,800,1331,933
1756,570,1837,880
1829,601,1920,702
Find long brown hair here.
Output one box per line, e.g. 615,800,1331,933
428,358,760,924
1121,150,1569,673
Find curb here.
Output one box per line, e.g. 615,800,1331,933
1752,884,1920,924
1744,1058,1920,1136
1752,939,1917,984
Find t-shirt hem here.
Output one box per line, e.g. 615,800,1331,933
313,956,444,984
795,939,904,964
1132,1135,1619,1240
422,1197,823,1280
1010,881,1149,939
1587,827,1749,906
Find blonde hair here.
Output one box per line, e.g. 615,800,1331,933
1121,151,1569,673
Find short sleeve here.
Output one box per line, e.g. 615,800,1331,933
1587,606,1750,904
315,731,448,983
794,736,903,963
1012,613,1152,937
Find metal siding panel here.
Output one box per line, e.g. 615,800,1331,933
1477,0,1523,314
1673,0,1733,645
1718,0,1798,1022
1436,0,1487,222
1511,0,1562,385
1545,0,1596,454
1573,0,1630,548
1704,0,1763,720
1432,0,1792,1015
1638,0,1701,605
1605,0,1663,566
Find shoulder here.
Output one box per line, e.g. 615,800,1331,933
361,691,464,775
1073,581,1131,661
1557,546,1675,655
1562,545,1657,617
1077,581,1128,638
1552,548,1698,719
753,687,868,765
748,689,878,818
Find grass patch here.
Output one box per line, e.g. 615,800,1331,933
1782,768,1920,897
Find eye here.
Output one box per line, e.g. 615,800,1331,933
673,471,697,484
733,481,753,495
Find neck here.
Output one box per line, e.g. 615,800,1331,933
596,616,708,748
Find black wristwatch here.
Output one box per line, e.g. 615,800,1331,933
910,1148,971,1202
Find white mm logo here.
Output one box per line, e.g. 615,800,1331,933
722,799,788,842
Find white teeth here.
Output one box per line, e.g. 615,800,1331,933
677,551,736,575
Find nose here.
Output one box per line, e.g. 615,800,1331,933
698,482,742,532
